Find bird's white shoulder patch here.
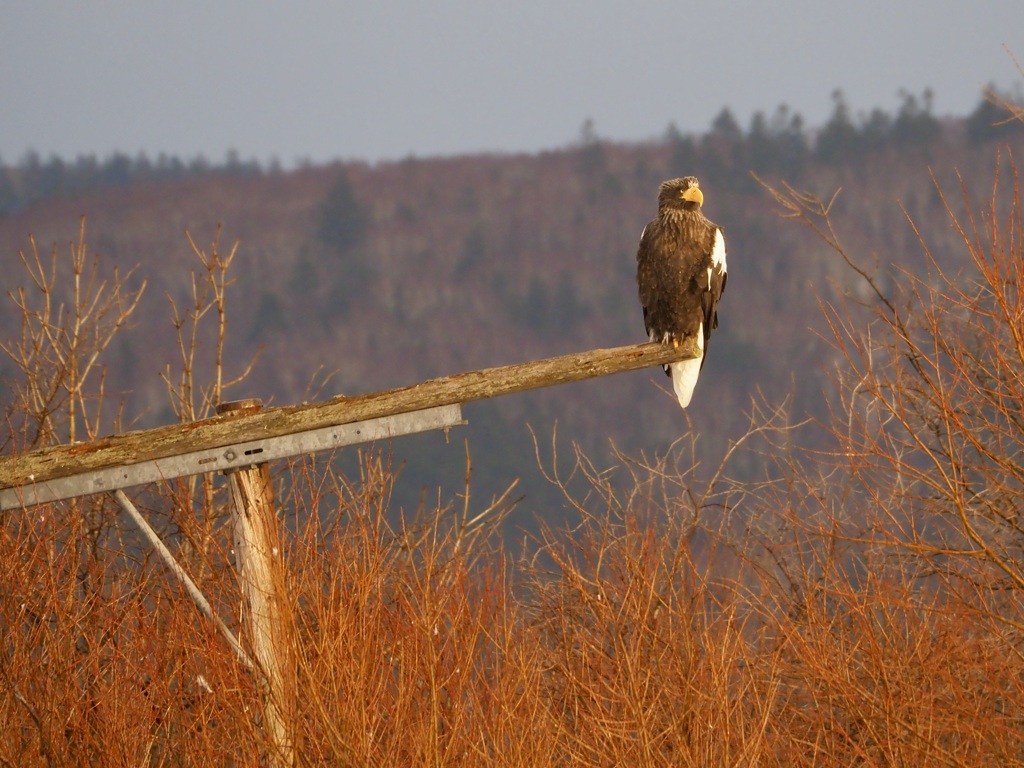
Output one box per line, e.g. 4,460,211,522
711,228,727,271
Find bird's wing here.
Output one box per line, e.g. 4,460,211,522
636,220,660,338
698,227,727,369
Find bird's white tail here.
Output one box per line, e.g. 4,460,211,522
670,357,702,408
669,324,704,408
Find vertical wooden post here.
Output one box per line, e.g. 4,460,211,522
218,399,296,767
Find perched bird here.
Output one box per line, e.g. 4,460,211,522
636,176,728,408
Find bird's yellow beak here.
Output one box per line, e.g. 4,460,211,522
682,186,704,206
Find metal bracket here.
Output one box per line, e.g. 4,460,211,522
1,404,464,510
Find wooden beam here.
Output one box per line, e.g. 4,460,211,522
0,339,697,491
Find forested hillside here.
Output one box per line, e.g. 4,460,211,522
1,90,1021,523
4,87,1024,765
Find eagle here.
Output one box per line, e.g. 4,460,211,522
636,176,727,408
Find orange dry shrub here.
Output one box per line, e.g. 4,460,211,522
0,225,262,766
753,152,1024,765
0,495,258,766
285,449,540,766
521,442,780,768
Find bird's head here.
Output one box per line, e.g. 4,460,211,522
658,176,704,213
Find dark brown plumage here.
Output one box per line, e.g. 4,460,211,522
636,176,728,408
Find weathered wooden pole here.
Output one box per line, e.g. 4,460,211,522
217,399,296,767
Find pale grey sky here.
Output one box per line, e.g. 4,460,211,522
1,1,1020,165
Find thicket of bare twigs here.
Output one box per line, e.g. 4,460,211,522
2,146,1024,764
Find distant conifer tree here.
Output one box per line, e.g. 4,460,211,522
966,87,1024,144
316,168,368,254
816,90,861,163
891,89,941,146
